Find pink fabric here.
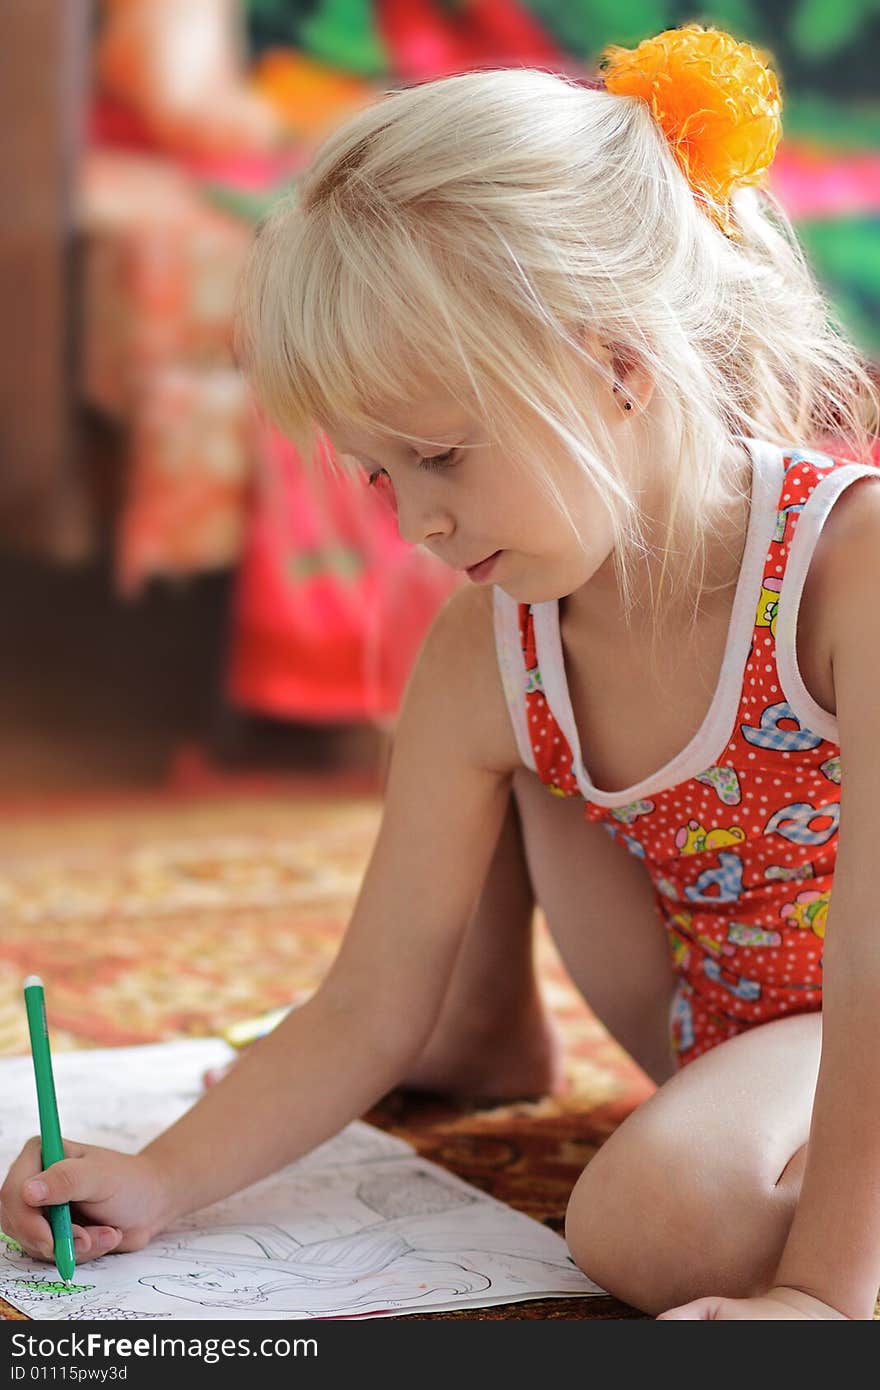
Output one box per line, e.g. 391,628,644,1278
228,428,463,722
770,147,880,218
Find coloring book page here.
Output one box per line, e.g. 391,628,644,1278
0,1037,604,1319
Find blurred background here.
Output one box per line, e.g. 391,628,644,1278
1,0,878,802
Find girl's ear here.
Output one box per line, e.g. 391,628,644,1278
609,343,655,413
579,330,654,411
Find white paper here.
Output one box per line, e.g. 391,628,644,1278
0,1038,603,1319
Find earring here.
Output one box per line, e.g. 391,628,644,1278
612,384,633,411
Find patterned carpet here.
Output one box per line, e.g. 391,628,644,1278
0,789,653,1321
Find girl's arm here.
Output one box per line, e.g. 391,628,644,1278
770,490,880,1320
1,586,519,1258
663,482,880,1321
140,583,518,1229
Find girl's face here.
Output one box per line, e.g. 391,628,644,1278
327,388,622,607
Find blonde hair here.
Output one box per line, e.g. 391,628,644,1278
236,66,879,656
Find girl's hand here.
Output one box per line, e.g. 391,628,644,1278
0,1135,172,1265
657,1286,849,1319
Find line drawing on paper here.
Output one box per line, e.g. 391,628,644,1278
0,1039,604,1320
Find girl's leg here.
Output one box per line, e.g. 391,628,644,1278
206,767,555,1097
206,765,675,1095
564,1010,822,1314
513,767,678,1086
400,765,678,1096
398,774,564,1099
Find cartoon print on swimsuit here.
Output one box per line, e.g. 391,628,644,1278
668,980,729,1057
727,922,782,948
684,850,744,903
764,802,839,845
702,957,762,1001
666,911,796,1003
675,820,746,854
601,798,653,857
756,574,781,637
667,909,735,970
670,983,696,1053
694,765,742,804
609,799,654,825
523,609,543,696
765,862,816,882
740,701,825,752
780,888,830,940
513,444,875,1064
598,821,648,858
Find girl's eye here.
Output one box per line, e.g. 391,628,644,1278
366,448,457,516
417,447,458,471
367,448,457,485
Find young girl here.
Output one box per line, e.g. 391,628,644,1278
3,24,879,1320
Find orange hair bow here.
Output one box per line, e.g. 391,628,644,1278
599,23,782,238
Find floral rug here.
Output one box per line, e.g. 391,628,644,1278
0,790,652,1321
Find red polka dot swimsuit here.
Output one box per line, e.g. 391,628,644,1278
493,437,880,1068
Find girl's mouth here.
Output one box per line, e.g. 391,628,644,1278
465,551,502,582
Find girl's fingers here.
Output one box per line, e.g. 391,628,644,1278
13,1211,54,1261
19,1221,119,1266
71,1224,124,1262
23,1134,89,1163
22,1154,111,1210
2,1139,105,1262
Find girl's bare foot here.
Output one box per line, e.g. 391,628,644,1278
203,999,566,1103
397,995,567,1103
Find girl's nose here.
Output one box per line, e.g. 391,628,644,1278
395,490,452,549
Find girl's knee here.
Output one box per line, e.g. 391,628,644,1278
563,1108,725,1312
564,1118,669,1304
564,1100,800,1313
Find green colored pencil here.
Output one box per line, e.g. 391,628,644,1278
23,976,76,1283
